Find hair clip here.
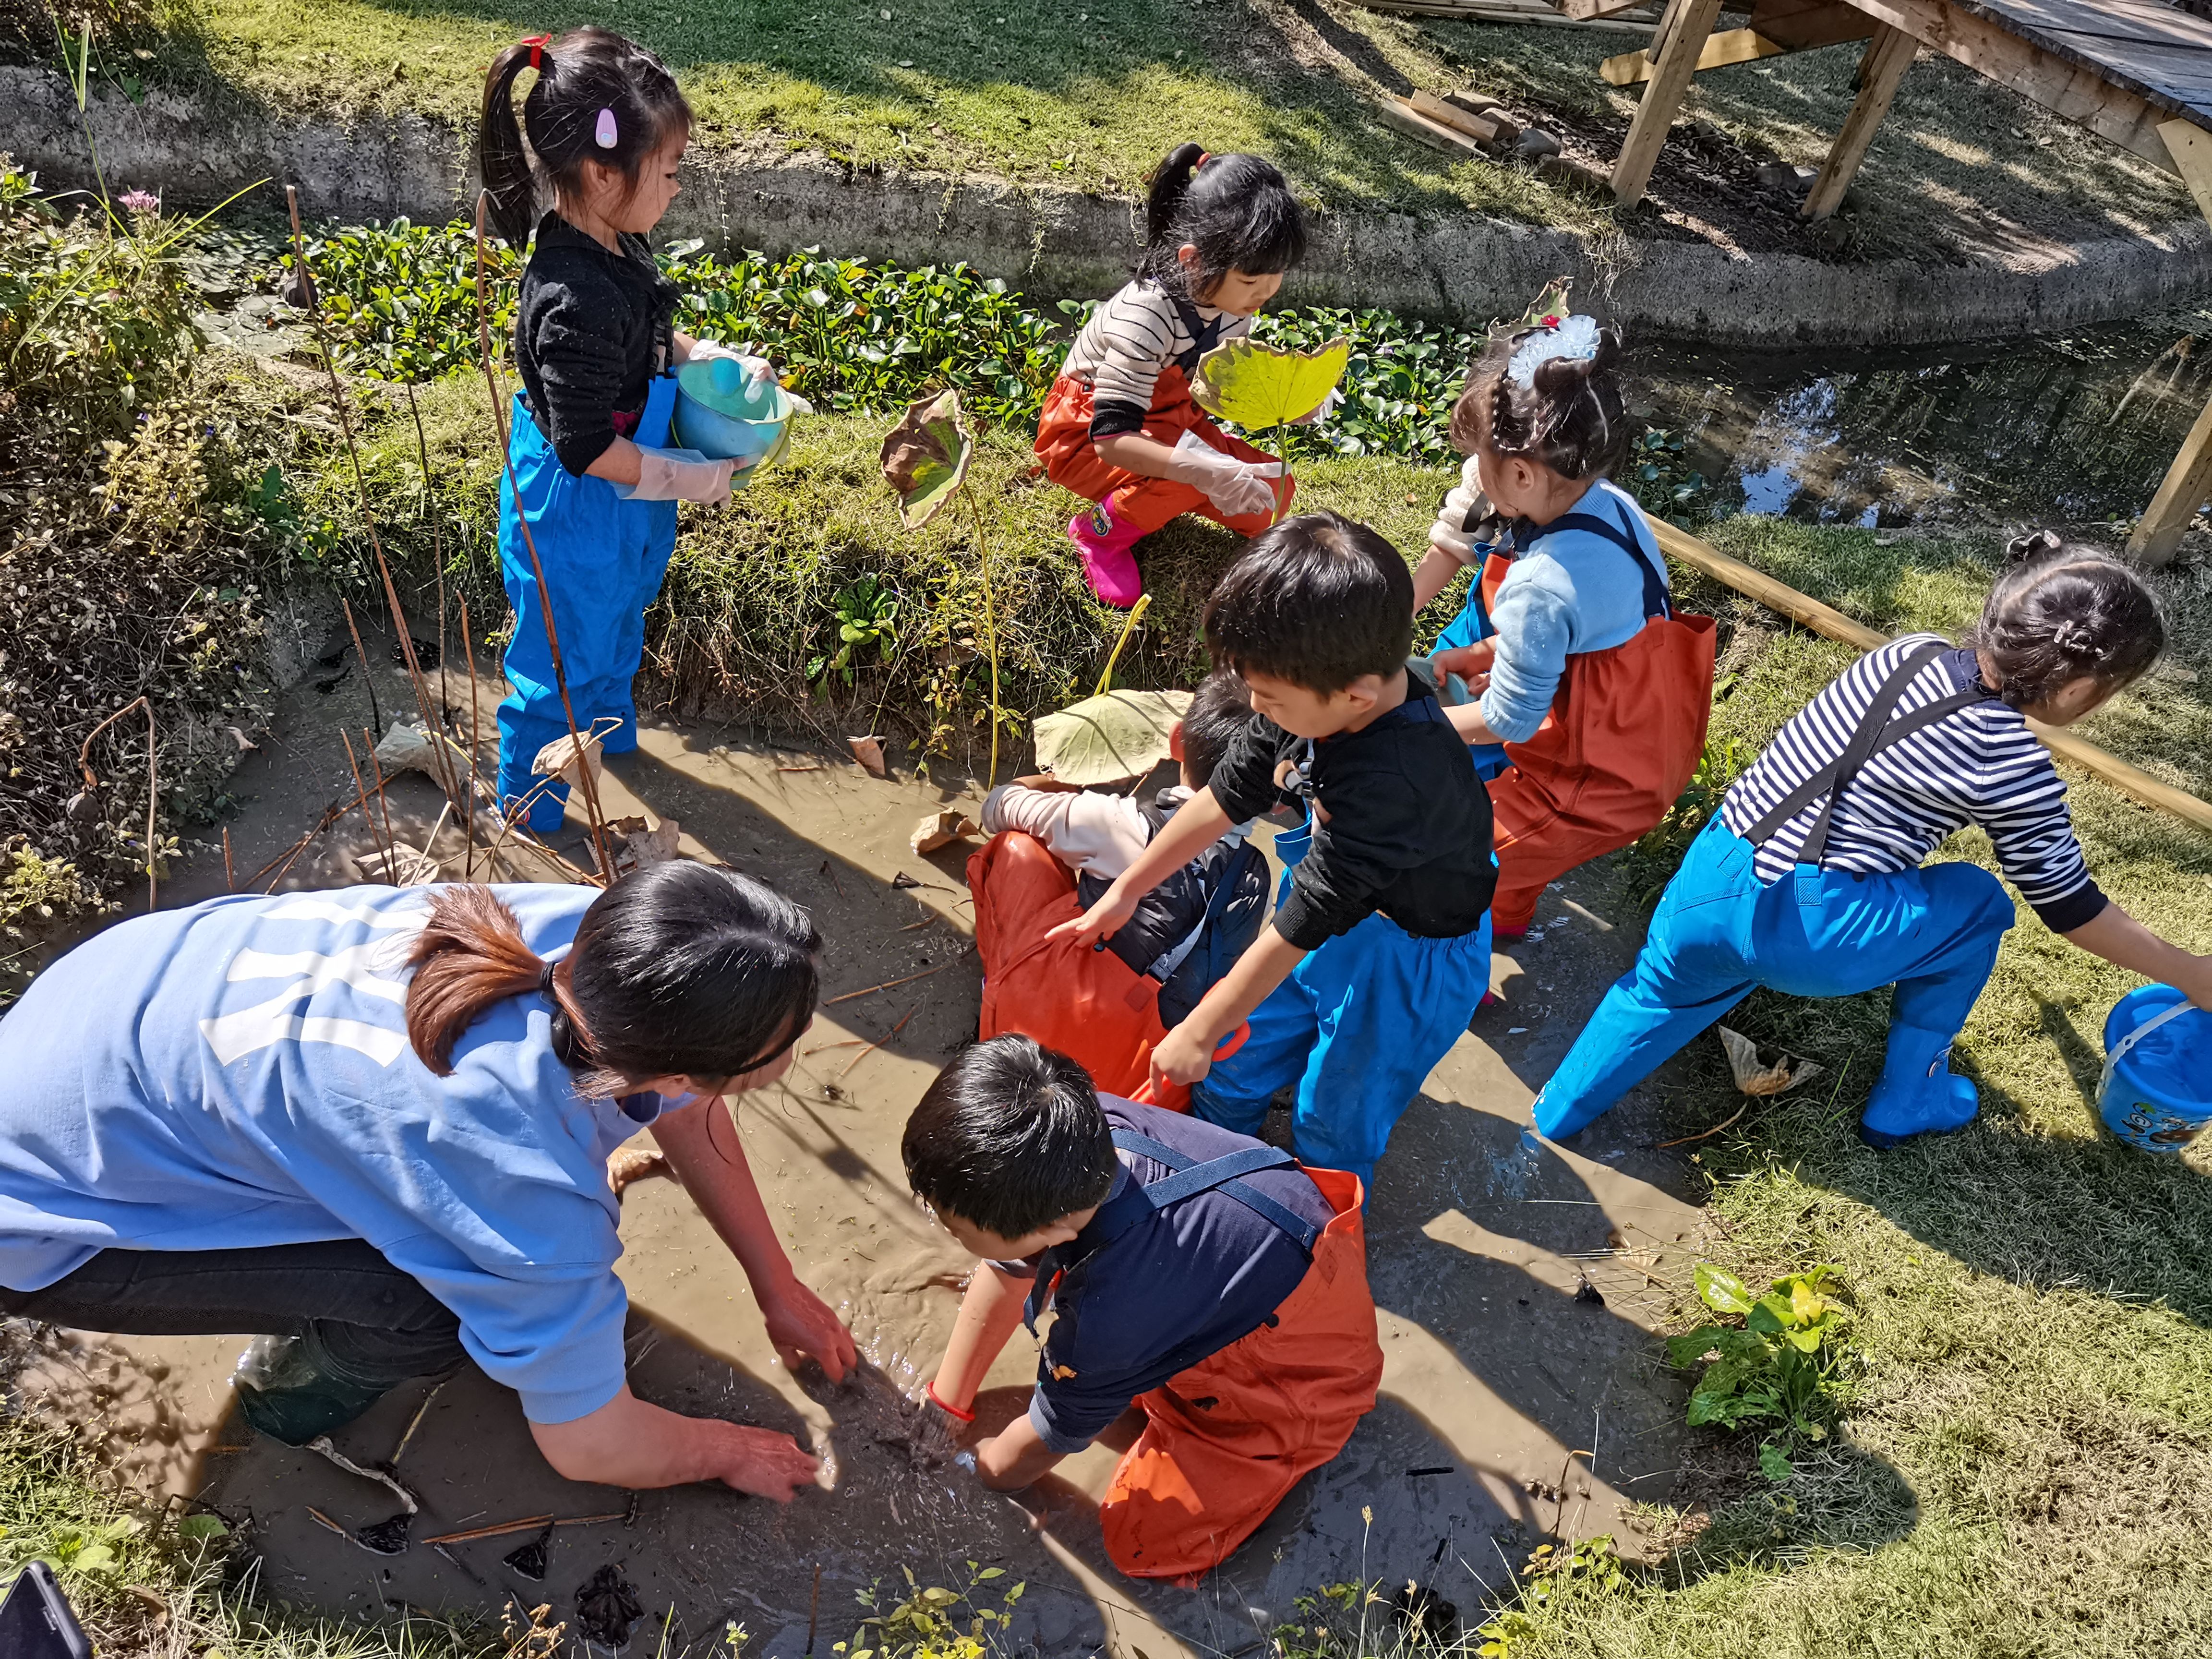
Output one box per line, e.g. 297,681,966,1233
1508,313,1601,389
520,32,549,69
1196,150,1212,168
595,107,619,148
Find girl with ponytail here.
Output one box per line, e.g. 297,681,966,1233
478,28,786,831
0,867,852,1501
1536,532,2209,1152
1419,309,1717,940
1034,142,1309,605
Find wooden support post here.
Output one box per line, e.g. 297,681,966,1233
1610,0,1725,207
1799,23,1917,221
2128,392,2212,565
2126,120,2212,565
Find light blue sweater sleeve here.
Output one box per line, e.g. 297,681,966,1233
1477,483,1663,744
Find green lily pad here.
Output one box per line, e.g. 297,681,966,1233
880,389,972,530
1034,688,1194,786
1191,336,1348,430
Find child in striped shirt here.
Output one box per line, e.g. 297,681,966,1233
1035,144,1306,606
1535,532,2212,1149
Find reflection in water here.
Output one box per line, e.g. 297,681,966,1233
1644,319,2212,529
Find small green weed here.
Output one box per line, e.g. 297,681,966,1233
1621,428,1716,526
814,576,903,686
1668,1264,1854,1481
1476,1538,1629,1656
836,1562,1023,1659
283,216,523,382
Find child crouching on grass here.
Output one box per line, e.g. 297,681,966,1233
1414,314,1715,939
1535,532,2212,1148
910,1035,1381,1585
1057,513,1496,1192
967,671,1270,1106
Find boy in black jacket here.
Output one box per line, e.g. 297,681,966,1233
1058,511,1496,1189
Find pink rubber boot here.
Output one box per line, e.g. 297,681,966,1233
1068,500,1145,607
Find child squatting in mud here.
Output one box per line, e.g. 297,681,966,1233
907,1034,1383,1586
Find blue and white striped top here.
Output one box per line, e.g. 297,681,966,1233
1719,634,2106,932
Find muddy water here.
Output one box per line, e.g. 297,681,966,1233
15,635,1712,1655
1641,318,2212,529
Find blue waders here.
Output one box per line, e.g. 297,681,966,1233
1191,791,1493,1191
1535,641,2016,1147
496,374,681,832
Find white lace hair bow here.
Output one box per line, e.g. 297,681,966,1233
1508,313,1602,389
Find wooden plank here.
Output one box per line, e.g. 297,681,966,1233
1801,23,1918,219
1410,89,1509,144
1610,0,1726,205
1602,27,1796,87
1840,0,2173,167
2162,116,2212,228
1942,0,2212,120
1376,96,1490,157
1646,516,2212,833
2127,386,2212,565
1555,0,1663,18
1354,0,1657,24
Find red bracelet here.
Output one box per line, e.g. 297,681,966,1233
925,1382,976,1423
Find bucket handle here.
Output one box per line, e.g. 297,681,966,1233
2098,995,2199,1100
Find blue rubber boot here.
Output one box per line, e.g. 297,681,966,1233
1859,1023,1981,1149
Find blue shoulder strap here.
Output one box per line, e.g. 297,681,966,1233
1093,1128,1322,1254
1532,505,1672,621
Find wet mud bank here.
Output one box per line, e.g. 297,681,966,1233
7,64,2210,348
14,615,1725,1657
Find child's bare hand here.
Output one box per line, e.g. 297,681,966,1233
1431,642,1495,680
1048,886,1137,949
1151,1023,1220,1089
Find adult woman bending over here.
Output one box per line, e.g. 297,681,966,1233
0,865,852,1500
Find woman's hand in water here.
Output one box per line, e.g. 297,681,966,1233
714,1425,824,1501
761,1277,858,1384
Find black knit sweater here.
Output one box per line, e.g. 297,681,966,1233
514,213,680,476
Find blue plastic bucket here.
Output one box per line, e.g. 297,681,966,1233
2098,985,2212,1153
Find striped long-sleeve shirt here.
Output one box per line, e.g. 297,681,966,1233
1059,280,1251,439
1719,634,2106,932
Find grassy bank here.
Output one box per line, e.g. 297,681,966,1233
22,0,2195,262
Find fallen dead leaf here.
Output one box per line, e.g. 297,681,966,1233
1716,1025,1824,1096
849,734,888,778
909,809,980,854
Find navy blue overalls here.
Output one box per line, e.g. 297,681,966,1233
1190,698,1494,1191
1533,639,2015,1145
496,372,681,832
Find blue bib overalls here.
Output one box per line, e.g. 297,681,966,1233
496,373,681,832
1534,641,2016,1146
1190,699,1494,1191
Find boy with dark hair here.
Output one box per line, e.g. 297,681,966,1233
1057,512,1496,1189
907,1034,1381,1585
968,671,1270,1106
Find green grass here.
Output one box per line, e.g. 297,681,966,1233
56,0,2193,261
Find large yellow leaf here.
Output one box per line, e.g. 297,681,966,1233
1190,335,1349,430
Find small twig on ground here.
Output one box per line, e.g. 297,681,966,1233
823,956,963,1005
77,695,157,914
1656,1103,1748,1149
898,915,937,931
778,764,825,773
391,1379,445,1465
222,827,234,892
339,594,384,745
840,1000,923,1077
305,1506,351,1540
421,1514,556,1546
818,859,845,901
802,1038,870,1057
339,730,391,872
363,726,400,863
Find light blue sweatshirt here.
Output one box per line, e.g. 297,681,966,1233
0,883,655,1424
1479,479,1666,744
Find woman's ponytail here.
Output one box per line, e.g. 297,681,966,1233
406,885,555,1074
403,865,821,1097
479,41,541,248
1145,141,1207,251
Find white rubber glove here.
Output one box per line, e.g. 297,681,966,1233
614,445,737,504
1164,429,1283,519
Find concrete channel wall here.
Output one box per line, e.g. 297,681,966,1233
7,63,2211,346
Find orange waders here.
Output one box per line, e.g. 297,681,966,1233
1473,513,1716,936
1099,1162,1382,1585
966,831,1191,1110
1034,367,1290,539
